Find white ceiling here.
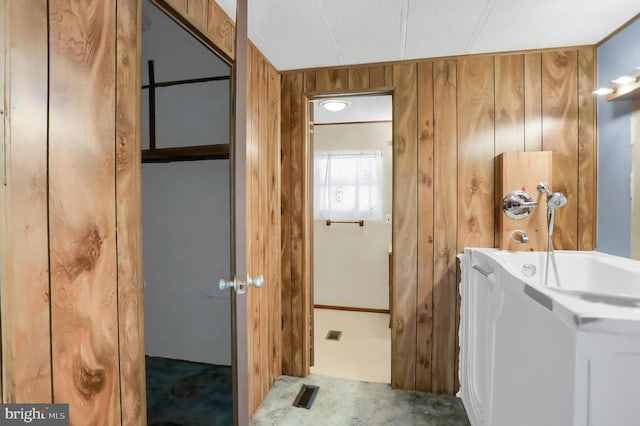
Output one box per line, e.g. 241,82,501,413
214,0,640,70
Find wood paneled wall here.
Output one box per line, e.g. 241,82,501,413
1,0,146,423
246,43,283,416
0,0,281,423
280,47,597,393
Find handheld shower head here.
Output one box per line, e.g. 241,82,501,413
547,192,567,209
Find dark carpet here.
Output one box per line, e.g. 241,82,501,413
146,356,233,426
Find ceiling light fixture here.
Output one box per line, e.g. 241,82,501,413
320,100,351,112
612,75,639,85
593,87,616,96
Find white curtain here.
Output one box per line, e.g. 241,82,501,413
314,150,384,221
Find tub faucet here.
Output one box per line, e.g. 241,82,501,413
511,229,529,244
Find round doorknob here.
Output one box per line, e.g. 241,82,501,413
248,275,263,288
219,278,236,290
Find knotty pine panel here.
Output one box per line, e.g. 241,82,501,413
432,59,458,395
116,0,147,424
542,50,579,250
524,53,543,152
457,56,496,250
48,0,121,422
416,61,435,392
391,63,418,390
0,0,52,403
577,47,597,251
495,55,525,154
280,74,293,376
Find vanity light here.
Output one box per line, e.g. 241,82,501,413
320,99,351,112
593,87,616,96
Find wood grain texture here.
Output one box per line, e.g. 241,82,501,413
304,71,316,93
496,152,552,251
165,0,187,15
280,74,293,376
1,0,52,403
48,0,121,423
524,53,542,152
289,72,305,377
267,63,282,387
369,65,386,88
0,0,4,399
207,0,235,59
542,50,578,250
391,63,418,390
432,59,457,395
495,55,525,153
258,53,270,404
279,48,598,396
116,0,146,424
186,0,207,32
249,45,261,415
416,61,434,392
316,69,348,92
577,47,596,251
457,56,495,250
348,67,370,90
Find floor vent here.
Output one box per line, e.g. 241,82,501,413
325,330,342,341
292,384,319,409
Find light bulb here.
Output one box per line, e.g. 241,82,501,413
592,87,615,96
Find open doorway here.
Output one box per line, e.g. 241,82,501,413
310,94,393,383
140,1,233,423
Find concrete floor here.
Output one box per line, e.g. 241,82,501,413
251,375,470,426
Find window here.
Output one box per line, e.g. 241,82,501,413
314,150,384,221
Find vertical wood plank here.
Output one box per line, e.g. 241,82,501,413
280,74,293,376
542,50,578,250
249,46,261,415
0,0,4,398
416,61,434,392
267,64,282,387
258,54,270,403
1,0,52,403
316,69,348,92
289,72,304,377
457,56,495,250
348,67,370,90
186,0,207,32
524,53,542,152
116,0,146,423
432,59,457,395
385,65,394,87
391,62,418,390
495,55,525,154
207,0,235,59
577,47,596,251
48,0,121,422
370,65,386,88
304,71,316,93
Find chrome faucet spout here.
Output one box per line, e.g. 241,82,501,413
511,229,529,244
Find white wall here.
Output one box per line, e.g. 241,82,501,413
313,122,392,310
141,0,231,365
141,0,230,149
142,160,231,365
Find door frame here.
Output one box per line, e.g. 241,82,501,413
302,90,394,376
140,1,248,424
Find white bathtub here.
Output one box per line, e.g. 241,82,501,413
458,248,640,426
